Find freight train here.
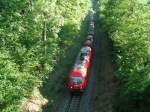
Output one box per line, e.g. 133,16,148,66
67,12,95,92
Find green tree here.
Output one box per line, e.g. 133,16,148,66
0,0,91,111
97,0,150,111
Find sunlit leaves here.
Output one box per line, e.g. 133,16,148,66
0,0,90,111
98,0,150,111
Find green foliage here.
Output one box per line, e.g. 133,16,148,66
97,0,150,112
0,0,91,111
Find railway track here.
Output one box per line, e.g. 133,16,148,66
65,93,82,112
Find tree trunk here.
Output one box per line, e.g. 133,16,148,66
42,21,47,56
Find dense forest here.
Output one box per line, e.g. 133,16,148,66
1,0,150,112
0,0,90,111
97,0,150,112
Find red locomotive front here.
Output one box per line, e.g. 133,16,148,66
67,67,87,91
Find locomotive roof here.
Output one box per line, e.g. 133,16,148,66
70,67,86,77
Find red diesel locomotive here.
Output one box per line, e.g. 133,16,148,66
67,46,92,91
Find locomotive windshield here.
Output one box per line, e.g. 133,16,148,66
71,76,82,83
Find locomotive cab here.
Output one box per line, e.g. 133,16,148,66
68,76,86,91
67,68,87,91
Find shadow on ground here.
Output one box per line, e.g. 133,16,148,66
90,14,117,112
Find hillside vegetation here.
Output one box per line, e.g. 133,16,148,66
97,0,150,112
0,0,90,111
